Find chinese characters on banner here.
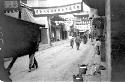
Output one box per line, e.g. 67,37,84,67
4,0,19,13
74,20,91,32
32,2,83,17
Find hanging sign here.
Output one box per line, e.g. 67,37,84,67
74,20,91,32
4,0,20,13
32,2,83,17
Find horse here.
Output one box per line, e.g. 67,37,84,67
0,15,43,82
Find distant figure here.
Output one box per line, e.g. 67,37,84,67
69,36,74,48
92,38,102,75
94,38,101,55
75,35,81,50
82,33,88,44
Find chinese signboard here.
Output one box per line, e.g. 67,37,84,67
4,0,19,13
32,2,83,17
74,25,90,32
74,20,91,32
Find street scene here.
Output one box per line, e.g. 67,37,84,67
1,0,107,82
4,39,104,82
1,0,125,82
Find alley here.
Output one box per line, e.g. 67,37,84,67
5,40,96,82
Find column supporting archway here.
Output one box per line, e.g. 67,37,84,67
105,0,111,81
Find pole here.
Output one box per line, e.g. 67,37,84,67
105,0,111,81
18,0,21,19
47,16,52,46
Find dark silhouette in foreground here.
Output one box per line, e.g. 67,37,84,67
0,15,43,82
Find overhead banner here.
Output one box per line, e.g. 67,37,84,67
4,0,20,13
32,2,83,17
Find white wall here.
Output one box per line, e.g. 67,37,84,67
89,8,99,18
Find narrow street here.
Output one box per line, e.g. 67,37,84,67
4,40,97,82
1,0,123,81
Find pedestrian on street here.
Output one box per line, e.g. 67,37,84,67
29,54,38,72
82,33,88,44
89,38,101,67
94,38,101,55
69,35,74,48
87,38,102,75
93,38,102,75
29,42,38,72
75,34,81,50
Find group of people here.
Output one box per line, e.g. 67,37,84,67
69,34,83,50
69,30,90,50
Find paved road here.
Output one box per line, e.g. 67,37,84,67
4,40,101,82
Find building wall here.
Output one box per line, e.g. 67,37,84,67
41,28,49,44
111,0,125,81
89,8,98,18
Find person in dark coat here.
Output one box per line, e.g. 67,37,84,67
75,35,81,50
82,33,88,44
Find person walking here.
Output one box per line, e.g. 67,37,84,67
29,54,38,72
28,42,39,72
75,35,81,50
95,38,101,55
82,33,88,44
69,36,74,48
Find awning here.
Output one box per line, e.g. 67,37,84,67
21,8,36,23
21,8,48,28
83,0,105,16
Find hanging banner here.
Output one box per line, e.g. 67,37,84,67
31,2,83,17
4,0,20,13
74,19,91,32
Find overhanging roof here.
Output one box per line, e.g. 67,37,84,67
83,0,125,22
21,8,47,27
83,0,105,16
